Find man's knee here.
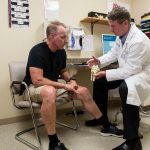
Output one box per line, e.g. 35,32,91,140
94,77,107,88
41,86,56,103
119,81,128,103
79,86,89,95
77,86,92,102
119,81,127,94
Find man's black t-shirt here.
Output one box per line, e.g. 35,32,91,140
24,42,67,86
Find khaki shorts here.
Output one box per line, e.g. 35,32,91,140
23,85,69,102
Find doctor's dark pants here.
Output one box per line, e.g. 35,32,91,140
93,77,140,140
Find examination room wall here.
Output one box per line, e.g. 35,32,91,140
0,0,45,122
0,0,142,123
132,0,150,24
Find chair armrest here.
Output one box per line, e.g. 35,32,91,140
11,81,22,85
10,81,22,94
10,81,32,109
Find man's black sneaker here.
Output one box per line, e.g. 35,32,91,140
49,142,68,150
100,124,123,138
85,118,101,126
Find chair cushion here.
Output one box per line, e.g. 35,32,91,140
17,101,41,108
56,96,70,106
17,94,71,108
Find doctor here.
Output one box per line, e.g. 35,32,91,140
87,6,150,150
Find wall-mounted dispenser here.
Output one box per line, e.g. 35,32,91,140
68,27,84,50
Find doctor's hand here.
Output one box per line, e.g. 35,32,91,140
94,71,106,79
87,56,100,69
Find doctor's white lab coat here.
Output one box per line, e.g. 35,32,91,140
99,24,150,106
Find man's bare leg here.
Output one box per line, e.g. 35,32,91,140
73,86,102,118
72,86,111,128
40,86,56,135
40,86,68,150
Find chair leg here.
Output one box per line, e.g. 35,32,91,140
140,106,150,117
19,86,43,149
15,123,43,150
56,100,79,130
113,107,122,124
16,100,79,150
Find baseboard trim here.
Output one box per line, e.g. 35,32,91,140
0,106,83,125
0,113,40,125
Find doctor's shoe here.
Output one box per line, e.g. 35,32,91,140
49,142,68,150
112,139,142,150
85,118,102,126
100,124,123,138
85,116,110,127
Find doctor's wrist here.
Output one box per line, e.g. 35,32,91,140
103,71,106,76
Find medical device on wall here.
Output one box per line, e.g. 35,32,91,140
68,27,84,50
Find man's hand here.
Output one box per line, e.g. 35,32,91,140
94,71,106,79
68,80,78,90
87,56,100,69
64,80,78,91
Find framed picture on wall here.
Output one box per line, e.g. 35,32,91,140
8,0,29,28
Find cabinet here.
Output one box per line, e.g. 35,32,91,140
80,17,108,34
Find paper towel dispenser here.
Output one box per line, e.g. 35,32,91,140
68,27,84,50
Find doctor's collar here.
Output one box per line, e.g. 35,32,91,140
119,24,131,45
119,24,131,39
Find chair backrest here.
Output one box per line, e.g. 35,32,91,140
9,61,26,93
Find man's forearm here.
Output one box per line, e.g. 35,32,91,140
61,70,72,82
33,77,66,89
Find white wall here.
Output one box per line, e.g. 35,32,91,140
0,0,44,120
131,0,150,24
60,0,108,58
0,0,135,120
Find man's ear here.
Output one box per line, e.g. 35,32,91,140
46,36,53,44
47,35,53,42
124,20,128,25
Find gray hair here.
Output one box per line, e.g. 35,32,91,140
46,21,67,38
107,7,131,24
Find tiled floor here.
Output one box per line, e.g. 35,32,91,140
0,100,150,150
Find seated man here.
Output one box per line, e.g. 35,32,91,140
23,21,123,150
